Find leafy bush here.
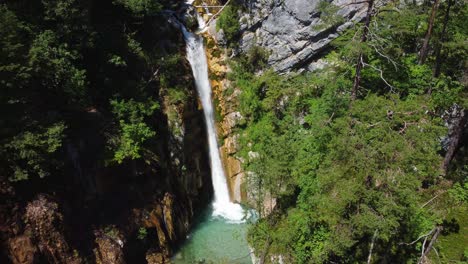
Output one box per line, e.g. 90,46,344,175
166,87,188,105
5,123,66,181
137,227,147,240
114,0,162,16
217,4,240,46
109,99,159,164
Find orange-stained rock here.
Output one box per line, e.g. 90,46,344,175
24,195,81,264
94,233,126,264
162,193,175,242
146,252,171,264
8,235,37,264
144,203,169,253
224,134,240,155
204,23,249,205
232,172,245,203
226,156,242,177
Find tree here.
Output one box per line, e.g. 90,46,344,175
108,99,158,164
419,0,441,64
4,123,66,181
433,0,453,77
352,0,375,101
217,4,240,46
441,109,467,175
114,0,162,16
28,30,87,105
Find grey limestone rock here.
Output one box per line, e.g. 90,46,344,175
238,0,369,72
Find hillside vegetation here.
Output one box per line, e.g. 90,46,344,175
221,1,468,262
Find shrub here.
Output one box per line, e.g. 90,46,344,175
217,4,240,46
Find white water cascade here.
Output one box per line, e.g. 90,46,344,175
180,15,245,222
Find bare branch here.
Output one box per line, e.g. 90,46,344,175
418,226,443,264
362,58,395,92
203,0,232,30
369,43,398,70
421,191,446,208
399,228,435,246
420,235,429,263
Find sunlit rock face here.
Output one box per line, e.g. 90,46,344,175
239,0,368,72
201,33,246,204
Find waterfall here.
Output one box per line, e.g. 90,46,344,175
179,15,245,222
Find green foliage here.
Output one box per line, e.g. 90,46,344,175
112,121,155,163
5,123,66,181
29,30,87,103
449,180,468,204
240,66,449,261
108,55,127,67
0,5,31,89
314,1,345,30
104,226,120,240
434,204,468,262
166,87,188,105
158,54,185,89
137,227,147,240
237,45,270,73
109,99,158,164
114,0,162,16
229,2,468,260
216,4,240,46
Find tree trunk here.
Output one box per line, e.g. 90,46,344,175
433,0,453,77
352,0,374,101
419,0,441,65
367,229,378,264
418,226,443,264
441,109,467,175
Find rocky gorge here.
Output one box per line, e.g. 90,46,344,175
204,0,372,212
0,0,377,261
0,2,213,262
2,0,467,263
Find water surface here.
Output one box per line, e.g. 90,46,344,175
173,207,253,264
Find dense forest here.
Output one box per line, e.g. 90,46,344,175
216,0,468,263
0,0,179,181
1,0,467,263
1,0,215,263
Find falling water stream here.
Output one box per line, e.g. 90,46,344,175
172,6,254,264
180,18,245,222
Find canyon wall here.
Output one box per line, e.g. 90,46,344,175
0,15,212,264
203,0,369,209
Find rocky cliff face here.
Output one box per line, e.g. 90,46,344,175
238,0,367,72
202,33,247,204
203,0,369,210
0,17,212,264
